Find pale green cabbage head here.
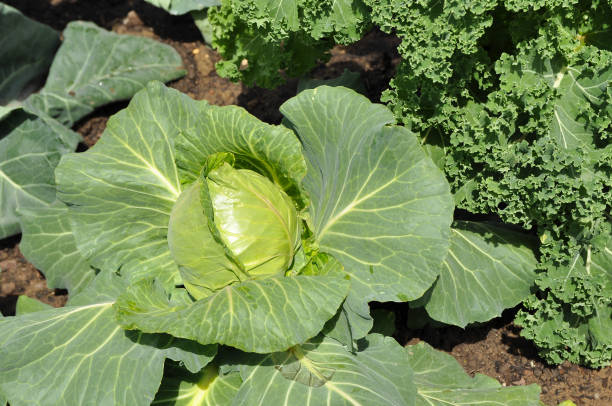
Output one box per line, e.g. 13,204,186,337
168,161,300,299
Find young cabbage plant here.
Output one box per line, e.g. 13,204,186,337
0,82,544,406
50,81,453,354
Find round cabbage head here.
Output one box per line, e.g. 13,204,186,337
168,162,300,299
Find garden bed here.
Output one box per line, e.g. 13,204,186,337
1,1,610,405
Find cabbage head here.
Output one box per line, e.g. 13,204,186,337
168,160,300,299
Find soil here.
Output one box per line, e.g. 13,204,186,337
1,1,610,405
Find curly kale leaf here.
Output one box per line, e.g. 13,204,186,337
207,0,370,87
229,0,370,43
516,235,612,368
209,4,332,87
366,0,498,84
381,0,611,256
449,41,611,251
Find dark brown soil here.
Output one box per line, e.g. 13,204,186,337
1,1,610,405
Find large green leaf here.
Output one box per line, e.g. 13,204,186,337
153,363,241,405
0,4,59,106
144,0,220,15
280,86,454,304
55,82,198,286
174,103,305,197
18,201,95,295
297,69,366,95
115,275,350,353
407,342,541,405
25,21,184,126
0,106,17,120
0,108,80,238
0,272,217,406
424,221,539,327
232,334,416,405
322,299,373,348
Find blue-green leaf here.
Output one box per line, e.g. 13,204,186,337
115,275,350,353
55,82,196,287
425,221,539,327
407,342,541,405
25,22,185,126
0,3,59,106
280,86,454,304
153,363,241,405
18,201,95,295
0,271,217,406
0,108,79,238
144,0,220,15
233,334,416,406
15,295,53,315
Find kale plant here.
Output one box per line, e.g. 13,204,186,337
204,0,371,87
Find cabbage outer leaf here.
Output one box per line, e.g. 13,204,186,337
115,275,350,353
153,363,241,406
144,0,220,15
407,342,541,405
0,3,59,105
0,108,79,238
25,21,185,126
0,271,216,406
15,295,53,315
280,86,454,304
232,334,416,406
424,221,539,327
18,201,95,295
56,82,194,287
